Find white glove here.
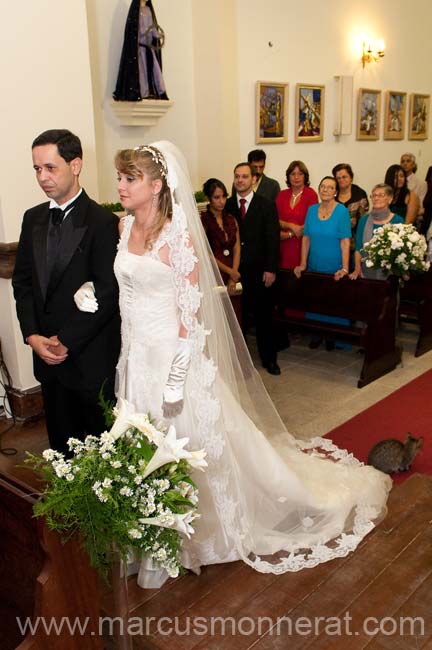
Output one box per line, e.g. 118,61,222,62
74,281,98,313
162,338,192,418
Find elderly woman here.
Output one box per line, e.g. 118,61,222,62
294,176,352,350
332,163,369,237
276,160,318,269
201,178,242,325
384,164,418,225
349,183,404,280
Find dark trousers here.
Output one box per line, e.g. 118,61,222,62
41,377,115,456
241,267,277,367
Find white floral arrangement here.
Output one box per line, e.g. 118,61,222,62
26,398,206,581
362,223,430,279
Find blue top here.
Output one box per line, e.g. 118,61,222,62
355,213,405,251
304,203,351,273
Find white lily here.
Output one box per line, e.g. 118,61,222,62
139,511,199,539
141,425,191,478
187,449,208,471
109,398,136,440
126,413,165,446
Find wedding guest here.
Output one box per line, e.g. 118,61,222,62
384,164,418,225
400,152,427,220
350,183,404,280
276,160,318,269
201,178,242,326
247,149,280,202
294,176,351,350
226,162,281,375
332,163,369,239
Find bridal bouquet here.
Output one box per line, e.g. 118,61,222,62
26,398,207,580
362,223,430,279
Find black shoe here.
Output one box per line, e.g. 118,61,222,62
265,361,281,375
325,340,335,351
309,337,323,349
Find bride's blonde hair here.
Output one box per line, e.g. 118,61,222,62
115,146,172,250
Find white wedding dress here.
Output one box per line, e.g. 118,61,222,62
114,212,391,587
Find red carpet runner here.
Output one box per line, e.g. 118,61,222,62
325,369,432,483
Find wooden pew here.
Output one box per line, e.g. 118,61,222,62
399,267,432,356
275,270,402,388
0,470,103,650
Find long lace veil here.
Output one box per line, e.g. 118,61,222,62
152,140,292,443
145,141,390,574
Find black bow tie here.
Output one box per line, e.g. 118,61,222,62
49,207,65,226
49,197,79,226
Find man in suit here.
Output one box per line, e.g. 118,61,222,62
13,129,121,455
248,149,280,203
226,162,280,375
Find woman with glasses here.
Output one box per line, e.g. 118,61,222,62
294,176,351,349
332,163,369,237
349,183,404,280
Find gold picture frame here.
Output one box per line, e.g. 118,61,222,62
408,93,430,140
256,81,288,143
295,84,325,142
383,91,406,140
357,88,381,140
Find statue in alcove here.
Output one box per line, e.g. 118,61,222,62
113,0,168,101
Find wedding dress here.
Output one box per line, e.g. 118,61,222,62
114,141,391,588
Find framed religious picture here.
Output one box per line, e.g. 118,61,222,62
383,91,406,140
357,88,381,140
295,84,325,142
408,93,430,140
256,81,288,143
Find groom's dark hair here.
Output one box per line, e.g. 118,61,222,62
32,129,83,162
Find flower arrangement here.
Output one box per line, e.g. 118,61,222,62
26,398,206,581
362,223,430,279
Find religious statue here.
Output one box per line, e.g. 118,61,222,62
113,0,168,101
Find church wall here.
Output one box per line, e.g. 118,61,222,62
0,0,99,389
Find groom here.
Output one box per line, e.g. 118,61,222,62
12,129,121,455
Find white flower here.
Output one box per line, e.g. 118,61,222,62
109,398,136,440
128,528,142,539
102,477,113,488
141,425,192,478
111,460,122,469
66,473,75,482
139,510,199,539
187,449,208,472
365,259,373,268
120,486,134,497
42,449,56,461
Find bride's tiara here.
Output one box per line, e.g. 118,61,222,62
133,145,167,178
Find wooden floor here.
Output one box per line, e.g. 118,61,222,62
2,417,432,649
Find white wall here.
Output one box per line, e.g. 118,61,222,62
0,0,99,389
234,0,432,192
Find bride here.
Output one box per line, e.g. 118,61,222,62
78,141,391,588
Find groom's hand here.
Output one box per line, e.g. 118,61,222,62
48,335,69,359
27,334,68,365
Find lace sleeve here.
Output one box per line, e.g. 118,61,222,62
168,222,201,337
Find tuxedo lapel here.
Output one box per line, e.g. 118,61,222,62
46,195,88,298
33,208,50,301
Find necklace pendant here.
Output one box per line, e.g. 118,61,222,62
223,249,230,257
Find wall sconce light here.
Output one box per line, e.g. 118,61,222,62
361,39,385,67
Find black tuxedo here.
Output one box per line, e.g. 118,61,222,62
256,174,280,203
226,192,279,366
13,190,121,453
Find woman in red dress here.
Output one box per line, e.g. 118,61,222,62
201,178,242,325
276,160,318,269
